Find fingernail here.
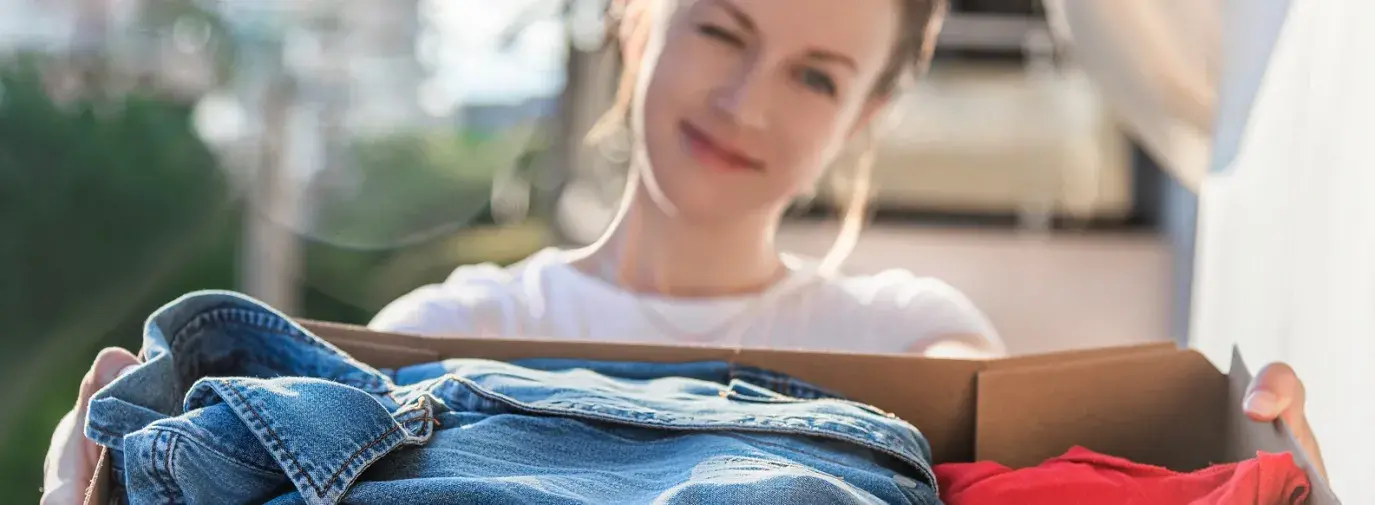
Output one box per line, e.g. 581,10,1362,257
1245,391,1280,417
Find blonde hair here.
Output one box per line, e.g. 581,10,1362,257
589,0,948,273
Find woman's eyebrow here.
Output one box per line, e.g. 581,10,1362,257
709,0,757,34
804,50,858,73
708,0,859,73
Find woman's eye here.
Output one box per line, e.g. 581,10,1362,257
797,68,838,97
696,24,744,47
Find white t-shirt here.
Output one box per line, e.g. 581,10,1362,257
368,248,1005,357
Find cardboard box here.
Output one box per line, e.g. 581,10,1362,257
86,321,1341,503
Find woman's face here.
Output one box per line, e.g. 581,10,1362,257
632,0,900,224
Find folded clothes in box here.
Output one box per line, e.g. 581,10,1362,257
86,291,939,504
84,291,1339,504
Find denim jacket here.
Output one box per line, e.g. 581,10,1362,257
86,291,940,504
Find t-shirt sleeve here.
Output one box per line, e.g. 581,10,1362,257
367,265,517,337
864,270,1007,358
368,284,473,336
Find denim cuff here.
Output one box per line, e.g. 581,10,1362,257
180,377,437,505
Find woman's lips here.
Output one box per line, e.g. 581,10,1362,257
679,121,765,172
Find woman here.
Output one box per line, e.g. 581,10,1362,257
42,0,1325,501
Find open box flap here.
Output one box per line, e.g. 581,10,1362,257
975,344,1340,503
975,347,1228,470
981,341,1177,371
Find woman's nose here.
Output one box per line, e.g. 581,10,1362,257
709,64,770,130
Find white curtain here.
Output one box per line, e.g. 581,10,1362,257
1191,1,1375,502
1050,1,1375,502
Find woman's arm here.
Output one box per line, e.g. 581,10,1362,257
368,270,519,338
906,334,1004,359
368,284,482,336
863,271,1007,358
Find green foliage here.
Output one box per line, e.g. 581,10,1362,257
0,54,552,500
307,124,539,249
0,57,241,499
253,119,550,321
299,121,551,314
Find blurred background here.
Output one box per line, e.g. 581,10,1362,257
1,0,1370,502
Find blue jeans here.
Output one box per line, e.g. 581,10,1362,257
86,291,940,504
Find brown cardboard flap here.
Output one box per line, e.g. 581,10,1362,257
1224,348,1342,505
975,348,1228,470
982,341,1177,371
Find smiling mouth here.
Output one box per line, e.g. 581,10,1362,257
679,121,765,172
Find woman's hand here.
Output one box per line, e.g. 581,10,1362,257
40,348,140,505
1243,362,1327,480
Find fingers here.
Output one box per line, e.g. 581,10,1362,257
1243,362,1328,481
76,348,139,418
1243,362,1304,422
78,348,139,460
43,348,140,505
86,348,141,399
42,410,84,505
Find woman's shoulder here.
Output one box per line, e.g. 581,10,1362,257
366,249,561,337
813,266,1007,357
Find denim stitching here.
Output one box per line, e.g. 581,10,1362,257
697,454,854,484
150,431,178,504
322,423,412,496
728,367,838,400
221,383,326,496
171,313,388,392
171,304,309,350
165,432,185,504
149,432,166,503
393,411,428,425
222,383,426,499
723,391,804,404
173,307,303,355
144,427,282,477
170,304,352,373
393,412,423,426
716,432,905,480
87,423,126,443
185,386,217,411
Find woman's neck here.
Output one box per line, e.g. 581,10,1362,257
569,183,786,298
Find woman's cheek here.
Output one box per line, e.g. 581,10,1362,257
779,116,847,182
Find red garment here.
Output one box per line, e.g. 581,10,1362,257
934,446,1310,505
